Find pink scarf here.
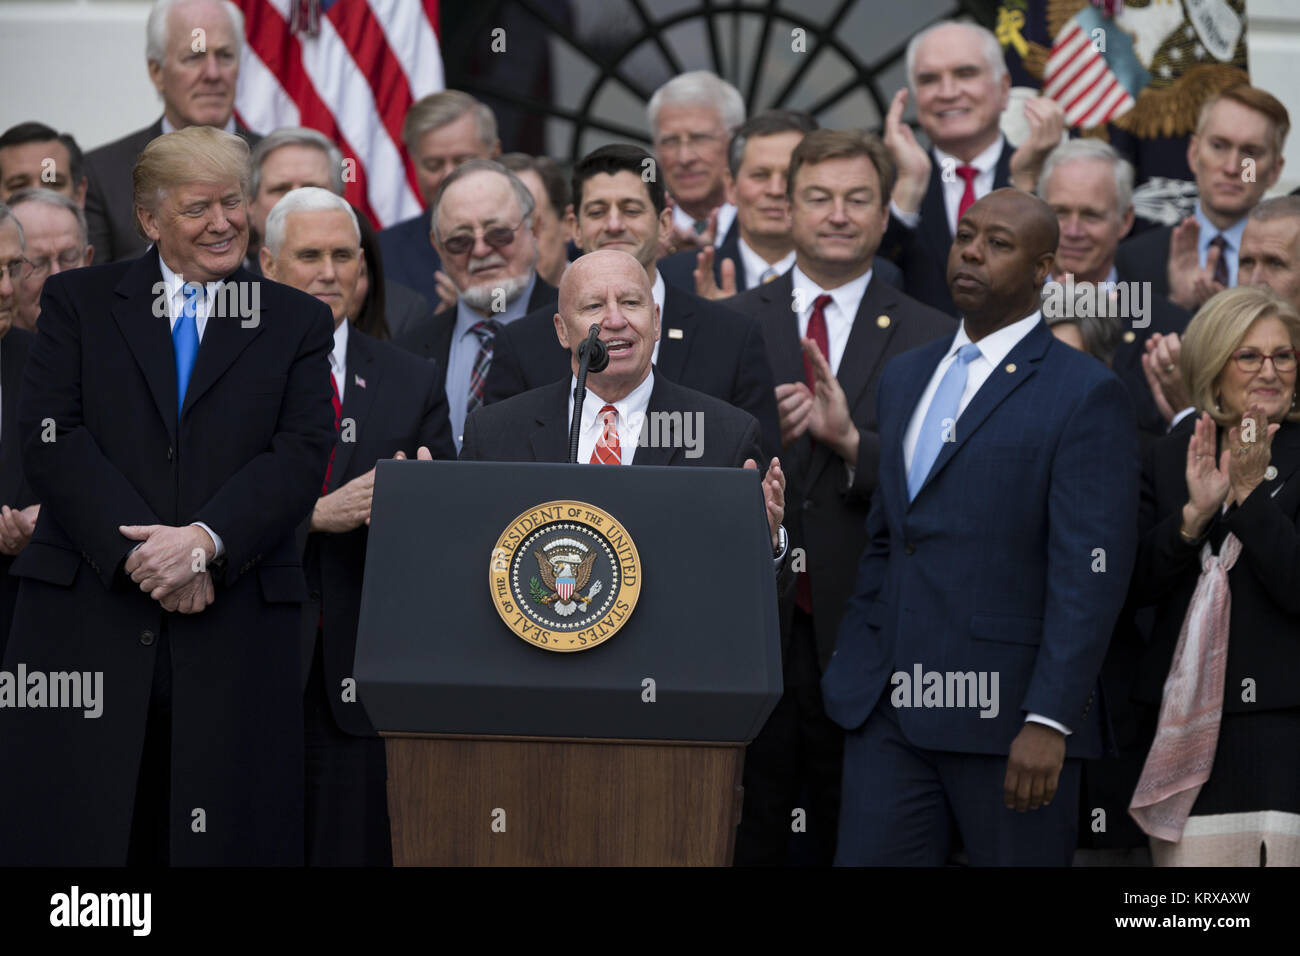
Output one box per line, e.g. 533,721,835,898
1129,532,1240,842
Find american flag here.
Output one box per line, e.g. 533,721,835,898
1042,5,1144,130
233,0,443,228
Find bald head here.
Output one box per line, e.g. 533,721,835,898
948,188,1058,333
554,250,661,403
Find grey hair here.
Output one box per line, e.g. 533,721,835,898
1044,312,1124,366
647,71,745,135
1249,195,1300,223
430,159,535,238
5,187,88,249
263,186,360,257
401,90,497,152
250,127,346,198
906,21,1006,90
0,202,24,250
1036,138,1134,216
147,0,244,64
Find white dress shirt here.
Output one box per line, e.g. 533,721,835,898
329,319,350,403
157,255,226,558
567,370,656,466
790,265,873,375
737,237,796,289
672,201,737,248
901,309,1070,736
890,136,1004,235
649,269,665,366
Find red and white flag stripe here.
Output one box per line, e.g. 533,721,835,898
234,0,443,228
1043,21,1134,130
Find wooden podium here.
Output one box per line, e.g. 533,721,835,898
356,461,783,867
384,734,745,866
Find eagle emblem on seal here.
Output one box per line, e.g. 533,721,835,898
531,538,603,617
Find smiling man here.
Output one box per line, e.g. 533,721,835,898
0,122,88,205
1116,85,1288,311
726,128,953,866
878,20,1064,317
823,188,1138,866
261,186,454,867
83,0,260,263
0,126,336,866
481,143,781,458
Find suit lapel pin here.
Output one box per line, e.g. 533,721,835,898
1005,363,1016,373
354,374,366,389
1265,465,1278,481
1122,331,1136,344
876,314,891,328
667,328,683,340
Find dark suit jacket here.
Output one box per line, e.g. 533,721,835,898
0,247,335,866
483,281,782,458
731,271,954,668
822,320,1139,759
378,208,443,308
1110,263,1191,437
879,139,1013,316
383,280,432,341
658,236,904,296
1114,225,1173,301
299,328,455,736
84,120,262,263
461,373,762,468
0,327,37,658
393,275,557,370
1128,416,1300,712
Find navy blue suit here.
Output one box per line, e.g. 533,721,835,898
822,318,1138,865
378,209,442,309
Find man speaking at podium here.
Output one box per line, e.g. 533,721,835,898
458,249,786,556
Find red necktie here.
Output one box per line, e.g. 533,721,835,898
802,293,832,387
956,164,979,220
321,370,342,494
795,293,833,616
590,405,622,465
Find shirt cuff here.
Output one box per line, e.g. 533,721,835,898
889,200,920,229
192,522,224,559
1026,713,1072,736
1169,406,1196,430
771,524,788,569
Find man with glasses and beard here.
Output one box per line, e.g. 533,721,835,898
394,160,557,450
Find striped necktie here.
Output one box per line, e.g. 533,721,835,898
590,405,622,465
466,319,502,413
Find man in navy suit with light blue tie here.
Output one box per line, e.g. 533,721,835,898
822,189,1139,865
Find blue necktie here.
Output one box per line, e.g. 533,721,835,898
907,343,982,501
174,282,200,416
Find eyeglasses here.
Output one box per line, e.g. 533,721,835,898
1,258,32,283
439,220,524,256
25,249,86,278
1230,348,1299,372
654,130,724,153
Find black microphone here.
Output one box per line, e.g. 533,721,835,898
569,324,607,463
576,325,609,373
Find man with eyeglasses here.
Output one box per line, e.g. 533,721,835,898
7,189,94,331
648,71,744,256
0,203,39,657
394,160,557,450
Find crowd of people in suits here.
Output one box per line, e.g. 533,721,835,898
0,0,1296,868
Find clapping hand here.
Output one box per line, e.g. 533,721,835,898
744,456,786,551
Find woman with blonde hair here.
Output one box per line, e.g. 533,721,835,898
1128,285,1300,866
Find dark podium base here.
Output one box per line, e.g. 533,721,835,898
383,733,745,866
